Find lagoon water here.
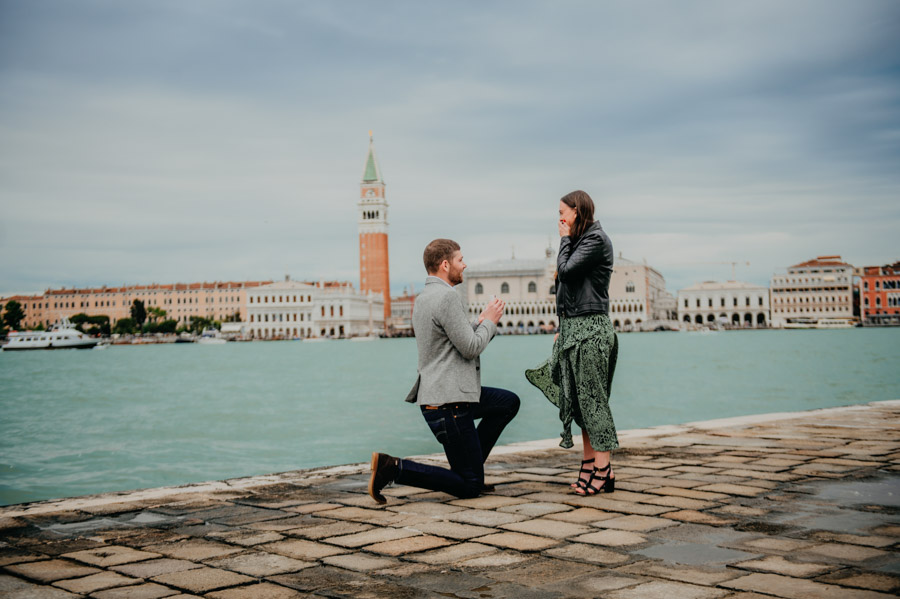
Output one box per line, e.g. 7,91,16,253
1,328,898,506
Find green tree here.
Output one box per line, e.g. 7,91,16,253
70,313,89,332
3,300,25,330
70,313,110,335
89,315,111,336
114,317,136,335
188,316,214,334
147,306,167,323
157,319,177,334
130,300,147,328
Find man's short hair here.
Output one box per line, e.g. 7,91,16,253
423,239,461,274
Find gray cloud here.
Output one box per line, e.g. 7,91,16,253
1,0,898,297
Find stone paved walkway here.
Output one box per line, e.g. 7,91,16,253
2,401,899,598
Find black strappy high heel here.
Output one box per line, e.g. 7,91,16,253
571,459,594,490
575,464,615,496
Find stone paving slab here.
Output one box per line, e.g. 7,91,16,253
91,582,181,598
499,516,594,539
110,558,203,579
62,546,161,568
150,567,254,594
1,400,899,598
4,559,100,583
203,551,315,576
52,570,140,594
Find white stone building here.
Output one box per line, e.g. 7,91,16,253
461,248,676,333
770,255,854,327
609,254,678,331
677,281,770,328
388,291,415,336
461,248,558,334
246,279,384,339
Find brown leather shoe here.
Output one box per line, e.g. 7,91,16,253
368,452,399,504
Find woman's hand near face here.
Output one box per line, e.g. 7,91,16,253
558,200,575,237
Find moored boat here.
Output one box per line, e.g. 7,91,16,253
2,319,100,351
783,317,856,329
196,328,227,344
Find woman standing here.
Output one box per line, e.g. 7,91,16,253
526,190,619,495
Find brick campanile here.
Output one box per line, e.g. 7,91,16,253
358,133,391,324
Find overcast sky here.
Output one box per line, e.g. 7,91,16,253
1,0,898,298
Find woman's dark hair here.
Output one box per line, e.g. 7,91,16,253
560,190,595,239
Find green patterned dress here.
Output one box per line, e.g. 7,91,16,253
525,313,619,450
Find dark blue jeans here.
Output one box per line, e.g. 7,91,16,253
395,386,520,499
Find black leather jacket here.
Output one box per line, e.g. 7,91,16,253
556,221,613,318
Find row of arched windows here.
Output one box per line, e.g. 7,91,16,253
250,295,312,304
251,327,313,339
683,313,767,326
250,313,310,323
474,281,539,295
774,306,846,313
496,320,557,332
469,302,554,316
864,280,899,290
362,210,381,220
773,296,848,304
610,303,643,313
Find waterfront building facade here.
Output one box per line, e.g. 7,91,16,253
609,254,677,330
0,295,45,330
677,281,770,327
461,248,675,333
770,255,855,327
388,291,415,336
358,134,391,325
858,261,900,326
461,247,558,333
1,281,269,330
246,279,384,339
246,280,317,339
314,281,385,339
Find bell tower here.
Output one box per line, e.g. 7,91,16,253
358,132,391,324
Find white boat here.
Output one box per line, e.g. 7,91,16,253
196,328,227,344
783,317,855,330
2,319,100,351
815,318,855,329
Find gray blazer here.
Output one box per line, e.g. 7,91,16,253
405,276,498,405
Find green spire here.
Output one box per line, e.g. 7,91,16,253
362,132,383,183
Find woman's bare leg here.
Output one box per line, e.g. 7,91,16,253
575,433,614,495
571,430,595,489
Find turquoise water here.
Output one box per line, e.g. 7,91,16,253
1,328,898,506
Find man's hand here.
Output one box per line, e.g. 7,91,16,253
479,298,505,325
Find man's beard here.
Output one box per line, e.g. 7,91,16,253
449,267,464,286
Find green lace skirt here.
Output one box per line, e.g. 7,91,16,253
525,313,619,450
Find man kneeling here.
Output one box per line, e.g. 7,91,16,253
369,238,520,502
